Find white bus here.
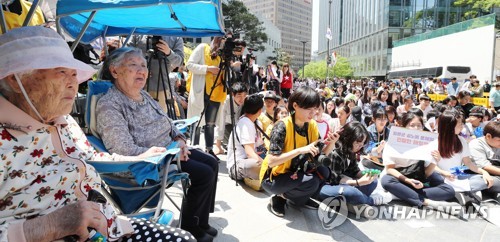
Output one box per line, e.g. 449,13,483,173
387,66,472,85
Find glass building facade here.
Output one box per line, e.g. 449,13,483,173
323,0,492,78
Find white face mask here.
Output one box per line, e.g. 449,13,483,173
14,73,46,123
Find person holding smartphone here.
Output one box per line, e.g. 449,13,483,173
259,87,338,217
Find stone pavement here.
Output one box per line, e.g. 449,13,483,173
163,153,500,242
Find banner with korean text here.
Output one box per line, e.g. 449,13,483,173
384,126,438,161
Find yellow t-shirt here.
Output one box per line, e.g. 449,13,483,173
3,0,45,32
203,45,226,103
264,123,273,151
259,116,319,181
258,111,273,134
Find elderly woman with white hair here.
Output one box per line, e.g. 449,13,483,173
96,47,218,242
0,26,194,242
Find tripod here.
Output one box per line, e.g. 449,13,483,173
145,39,178,120
193,52,241,184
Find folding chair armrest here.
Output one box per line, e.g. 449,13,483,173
86,160,140,173
173,116,200,131
87,147,181,174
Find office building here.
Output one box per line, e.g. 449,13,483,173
316,0,493,78
241,0,313,72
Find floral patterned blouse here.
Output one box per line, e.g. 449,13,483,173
0,96,133,242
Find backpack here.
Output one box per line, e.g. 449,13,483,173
67,41,101,65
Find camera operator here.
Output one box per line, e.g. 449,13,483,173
255,66,267,92
128,35,184,114
242,54,260,94
186,37,226,159
228,38,247,84
266,61,281,94
259,87,339,217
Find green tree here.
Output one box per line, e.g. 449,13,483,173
222,0,268,51
267,48,292,66
454,0,499,18
297,56,354,79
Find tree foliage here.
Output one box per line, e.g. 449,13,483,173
297,56,354,79
454,0,499,18
222,0,268,51
267,48,293,67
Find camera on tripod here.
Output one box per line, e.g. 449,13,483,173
292,141,331,173
218,32,245,61
151,35,165,58
245,48,256,66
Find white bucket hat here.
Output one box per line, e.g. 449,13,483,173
0,26,96,83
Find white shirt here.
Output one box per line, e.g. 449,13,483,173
226,117,263,169
432,136,471,171
419,105,433,120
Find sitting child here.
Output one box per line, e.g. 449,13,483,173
227,94,266,189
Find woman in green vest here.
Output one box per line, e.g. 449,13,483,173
259,86,339,217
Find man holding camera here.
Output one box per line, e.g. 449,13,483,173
129,35,185,115
228,38,247,84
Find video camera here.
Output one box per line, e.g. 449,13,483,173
245,48,256,67
151,35,165,58
292,141,331,173
218,31,245,60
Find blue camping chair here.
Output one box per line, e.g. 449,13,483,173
84,80,198,225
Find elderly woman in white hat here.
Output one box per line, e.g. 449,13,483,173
0,26,194,242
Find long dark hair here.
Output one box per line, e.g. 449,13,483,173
438,109,463,158
337,121,370,161
361,86,371,104
273,105,288,123
401,112,424,128
326,99,337,118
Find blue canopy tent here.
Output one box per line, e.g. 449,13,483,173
56,0,225,46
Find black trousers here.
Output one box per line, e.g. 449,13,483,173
261,171,320,206
180,148,218,228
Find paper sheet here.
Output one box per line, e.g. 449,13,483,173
444,178,471,192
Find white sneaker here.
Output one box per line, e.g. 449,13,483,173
370,192,392,205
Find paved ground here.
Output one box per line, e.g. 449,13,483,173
162,152,500,242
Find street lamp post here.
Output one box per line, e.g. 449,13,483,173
301,40,307,80
295,39,308,80
326,0,332,80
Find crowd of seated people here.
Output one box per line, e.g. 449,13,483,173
3,22,500,242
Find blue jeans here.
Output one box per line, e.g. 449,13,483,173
318,180,378,205
469,174,489,192
381,172,455,207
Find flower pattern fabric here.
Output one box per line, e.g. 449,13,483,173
0,113,129,241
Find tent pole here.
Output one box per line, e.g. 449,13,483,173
70,10,97,52
102,26,108,57
122,27,136,46
22,0,42,26
0,4,7,34
168,5,186,32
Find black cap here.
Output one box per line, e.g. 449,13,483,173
263,91,278,101
469,106,485,117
